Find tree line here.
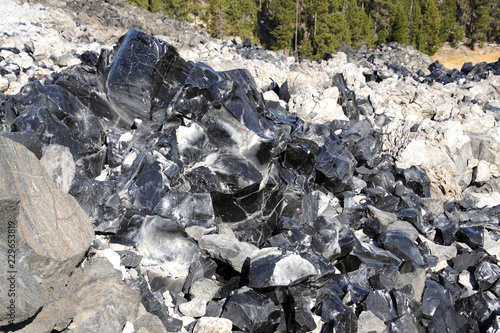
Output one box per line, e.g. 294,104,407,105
128,0,500,59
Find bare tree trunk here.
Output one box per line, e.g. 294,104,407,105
314,0,317,38
295,0,299,57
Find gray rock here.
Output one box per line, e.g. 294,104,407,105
249,248,317,287
0,137,94,279
421,198,444,219
16,297,76,333
190,278,219,301
386,220,420,242
133,312,168,333
69,305,122,333
179,296,207,317
13,273,78,332
67,257,141,330
391,268,426,302
40,144,76,193
198,234,258,273
0,194,44,326
135,215,203,285
0,242,44,326
357,310,387,333
367,205,397,227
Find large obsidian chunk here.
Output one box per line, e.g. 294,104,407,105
378,230,425,266
70,179,126,233
332,73,359,121
99,28,176,125
221,286,280,332
6,82,103,157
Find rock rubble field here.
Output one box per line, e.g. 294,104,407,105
1,0,500,332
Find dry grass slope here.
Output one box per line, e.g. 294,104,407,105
431,43,500,70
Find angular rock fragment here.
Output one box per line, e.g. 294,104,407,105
70,180,125,233
67,257,141,330
422,280,446,319
378,230,424,266
221,287,280,333
134,215,203,286
357,310,386,333
5,82,103,156
474,261,500,290
457,226,484,249
198,233,258,273
69,305,122,333
193,317,232,333
248,248,335,288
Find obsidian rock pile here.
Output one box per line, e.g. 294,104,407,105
2,28,500,332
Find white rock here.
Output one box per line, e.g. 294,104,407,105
358,310,387,333
178,296,207,318
99,249,122,271
189,278,219,301
122,322,134,333
474,160,492,184
263,90,280,102
193,317,232,333
40,144,76,193
0,77,9,92
458,270,476,290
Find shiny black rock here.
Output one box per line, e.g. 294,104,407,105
221,286,280,333
378,230,425,266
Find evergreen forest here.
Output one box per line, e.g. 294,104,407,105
128,0,500,59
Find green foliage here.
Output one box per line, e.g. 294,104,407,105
227,0,258,40
367,0,395,44
269,0,296,53
423,0,441,54
390,1,409,44
132,0,499,57
148,0,163,13
128,0,148,9
439,0,464,46
347,0,376,48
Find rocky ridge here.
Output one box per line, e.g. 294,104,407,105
1,0,500,332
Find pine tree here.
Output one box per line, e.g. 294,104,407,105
410,0,426,52
390,1,409,44
347,0,375,47
310,0,343,56
299,31,314,59
474,0,498,44
439,0,464,46
422,0,441,54
366,0,395,44
269,0,296,53
148,0,163,13
189,0,203,26
205,0,229,38
234,0,259,40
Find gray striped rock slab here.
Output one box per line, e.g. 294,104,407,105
0,136,94,279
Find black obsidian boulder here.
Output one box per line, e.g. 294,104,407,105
221,287,280,332
70,179,126,233
378,230,425,266
332,73,359,121
4,81,103,157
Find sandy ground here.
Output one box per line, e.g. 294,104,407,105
431,43,500,70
